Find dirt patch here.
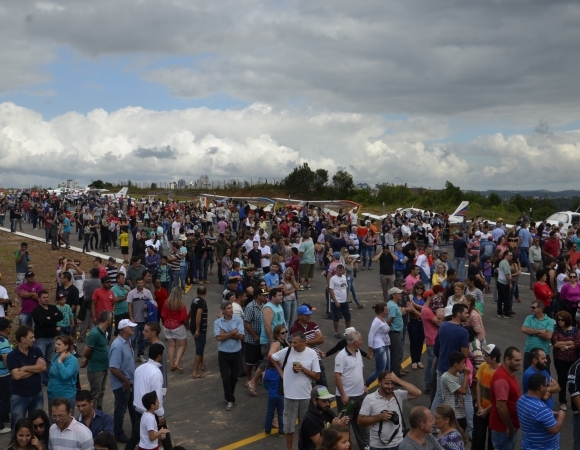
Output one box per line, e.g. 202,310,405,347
0,231,97,323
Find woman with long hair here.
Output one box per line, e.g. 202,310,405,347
365,302,390,386
222,247,233,289
552,310,577,411
8,418,36,450
161,287,189,372
408,282,425,370
432,263,447,286
462,295,486,346
533,268,555,319
560,269,580,318
316,424,351,450
496,236,509,255
29,410,50,450
47,335,79,413
465,275,484,316
555,261,570,316
281,267,299,327
434,404,466,450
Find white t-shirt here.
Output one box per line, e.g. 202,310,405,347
139,411,159,449
330,275,348,304
334,348,365,397
416,253,430,275
0,285,7,317
272,346,320,400
259,245,271,268
232,302,244,318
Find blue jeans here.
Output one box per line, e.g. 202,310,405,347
19,313,33,327
130,322,146,357
282,300,297,330
431,370,474,437
490,430,517,450
265,395,284,433
454,257,466,281
574,414,580,450
365,346,390,386
198,257,209,281
171,271,181,289
11,392,43,430
362,246,375,268
180,264,188,289
425,345,435,390
112,387,136,440
347,277,360,306
35,337,55,384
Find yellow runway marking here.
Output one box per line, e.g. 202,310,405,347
216,345,426,450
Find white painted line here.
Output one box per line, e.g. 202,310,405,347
0,227,125,263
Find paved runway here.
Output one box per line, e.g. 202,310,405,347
1,221,575,449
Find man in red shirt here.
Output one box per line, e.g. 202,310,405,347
542,231,560,259
92,277,114,331
489,346,522,450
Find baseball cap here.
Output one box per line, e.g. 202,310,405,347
483,344,501,359
311,385,335,400
444,305,453,317
388,287,403,295
0,318,11,330
439,248,448,254
474,231,482,237
422,290,434,299
297,305,313,316
57,292,66,299
25,271,35,278
108,257,116,262
118,319,137,329
333,252,341,259
343,327,357,337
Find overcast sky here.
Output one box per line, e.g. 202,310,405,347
1,0,579,190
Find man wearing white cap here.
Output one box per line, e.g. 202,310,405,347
109,318,137,443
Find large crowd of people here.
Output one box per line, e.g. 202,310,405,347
0,187,579,450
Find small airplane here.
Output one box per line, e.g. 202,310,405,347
272,197,361,217
362,201,470,225
199,194,277,213
105,187,128,200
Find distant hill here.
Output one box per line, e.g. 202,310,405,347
477,189,580,200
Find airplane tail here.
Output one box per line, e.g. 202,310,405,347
449,201,469,219
116,187,128,197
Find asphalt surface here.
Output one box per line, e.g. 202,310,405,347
0,222,575,449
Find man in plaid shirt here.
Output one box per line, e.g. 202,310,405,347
243,288,265,391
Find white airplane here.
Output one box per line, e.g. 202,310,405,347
362,201,470,225
200,194,276,213
105,187,128,200
273,197,361,217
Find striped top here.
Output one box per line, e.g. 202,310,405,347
48,419,93,450
516,395,558,450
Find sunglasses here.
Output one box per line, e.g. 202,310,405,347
530,306,539,309
557,318,565,322
259,283,266,286
279,331,288,335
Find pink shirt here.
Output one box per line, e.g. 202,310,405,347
405,274,420,292
421,306,439,346
17,281,44,314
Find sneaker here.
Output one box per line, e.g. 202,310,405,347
503,315,512,319
278,432,285,438
265,431,272,437
497,314,503,318
298,286,305,291
335,333,342,339
0,427,10,435
560,404,567,411
226,402,235,411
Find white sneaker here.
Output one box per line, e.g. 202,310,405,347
0,427,11,434
560,404,567,411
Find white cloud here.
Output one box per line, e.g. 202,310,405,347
1,101,580,191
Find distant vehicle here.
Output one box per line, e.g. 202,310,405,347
545,211,580,230
363,201,469,225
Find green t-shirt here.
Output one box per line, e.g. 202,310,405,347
523,314,554,354
299,239,315,265
497,260,511,285
111,284,129,315
86,326,110,372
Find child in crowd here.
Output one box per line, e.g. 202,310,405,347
440,352,470,432
139,391,169,450
482,256,492,294
119,260,129,277
263,366,285,437
157,256,171,293
56,293,74,336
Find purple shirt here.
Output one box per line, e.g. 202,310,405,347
17,281,44,314
560,282,580,305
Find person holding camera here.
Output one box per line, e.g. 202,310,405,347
358,371,421,450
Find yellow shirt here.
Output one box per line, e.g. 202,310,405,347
120,232,129,247
432,272,446,286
